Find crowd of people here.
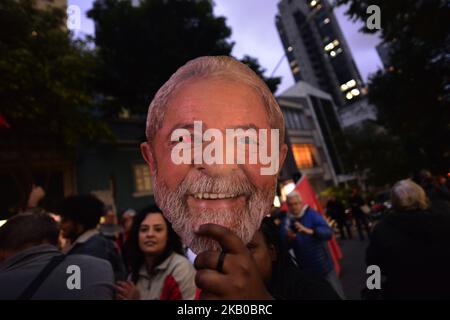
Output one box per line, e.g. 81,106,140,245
0,190,343,300
324,189,372,241
1,56,449,300
365,173,450,299
3,170,448,300
325,171,450,299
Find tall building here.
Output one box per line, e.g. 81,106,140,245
277,81,351,193
276,0,364,107
376,41,393,69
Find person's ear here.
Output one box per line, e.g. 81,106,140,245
140,142,157,175
277,143,288,175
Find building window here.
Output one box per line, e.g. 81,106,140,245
283,108,302,130
340,78,356,91
292,144,318,169
324,39,339,52
133,163,152,196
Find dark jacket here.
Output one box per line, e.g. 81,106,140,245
0,244,114,300
326,199,346,221
280,207,334,277
66,230,126,281
269,251,341,300
366,207,450,299
349,194,365,217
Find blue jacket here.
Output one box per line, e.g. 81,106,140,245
280,206,334,277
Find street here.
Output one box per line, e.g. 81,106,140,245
338,237,370,300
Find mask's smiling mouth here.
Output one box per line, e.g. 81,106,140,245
192,192,237,200
186,193,248,209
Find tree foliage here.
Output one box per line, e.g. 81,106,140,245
88,0,281,114
0,0,110,146
338,0,449,178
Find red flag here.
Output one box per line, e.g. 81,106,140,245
280,175,343,275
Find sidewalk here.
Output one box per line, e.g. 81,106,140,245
337,237,370,300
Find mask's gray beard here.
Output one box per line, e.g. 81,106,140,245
153,170,275,254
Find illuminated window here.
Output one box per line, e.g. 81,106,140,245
292,66,300,74
133,164,153,194
287,46,293,52
346,79,356,88
324,42,334,51
324,39,339,52
291,144,318,169
351,88,360,96
323,18,330,24
346,92,353,100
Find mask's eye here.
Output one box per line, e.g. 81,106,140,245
173,133,193,145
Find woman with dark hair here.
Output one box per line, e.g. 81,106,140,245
116,205,196,300
247,217,340,300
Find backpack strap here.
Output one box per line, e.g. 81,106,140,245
17,254,66,300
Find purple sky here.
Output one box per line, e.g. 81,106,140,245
68,0,383,94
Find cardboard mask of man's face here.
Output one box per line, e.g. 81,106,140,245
141,77,287,253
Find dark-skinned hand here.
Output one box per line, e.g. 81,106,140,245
194,223,273,300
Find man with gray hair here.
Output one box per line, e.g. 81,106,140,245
140,56,288,299
280,191,345,299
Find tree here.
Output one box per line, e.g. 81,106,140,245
338,0,450,177
0,0,110,145
0,0,109,212
240,55,281,93
342,121,409,187
88,0,281,114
